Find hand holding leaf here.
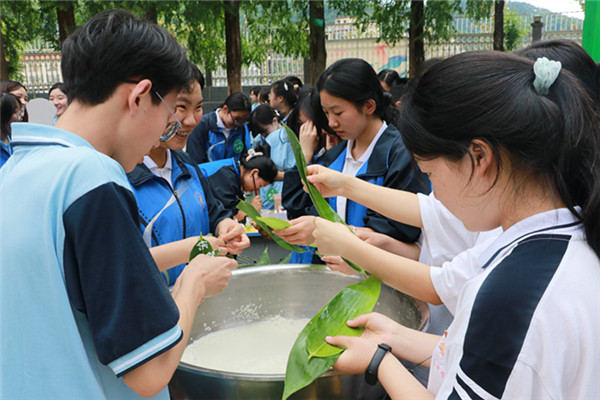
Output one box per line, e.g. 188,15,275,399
305,164,349,198
313,218,362,257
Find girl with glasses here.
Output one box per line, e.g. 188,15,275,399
249,104,296,211
186,92,252,164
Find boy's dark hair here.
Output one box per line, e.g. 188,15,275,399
399,50,600,257
61,9,191,106
48,82,67,96
189,63,205,91
315,58,398,126
240,150,278,183
1,92,20,141
221,92,251,112
180,62,205,95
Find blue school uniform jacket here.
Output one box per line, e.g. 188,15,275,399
198,158,244,216
186,110,252,164
282,124,430,263
128,150,232,285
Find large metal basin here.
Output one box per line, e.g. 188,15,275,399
169,264,429,400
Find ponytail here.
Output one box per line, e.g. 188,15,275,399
240,149,278,183
398,51,600,257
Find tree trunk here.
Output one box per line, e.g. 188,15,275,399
0,28,8,81
144,3,158,24
309,0,327,86
56,1,76,47
493,1,505,51
224,0,242,94
409,0,424,77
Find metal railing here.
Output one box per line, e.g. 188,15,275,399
20,12,584,94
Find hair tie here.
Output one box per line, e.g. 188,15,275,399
533,57,562,95
246,149,263,161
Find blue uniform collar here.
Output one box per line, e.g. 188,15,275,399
478,207,582,269
11,122,95,151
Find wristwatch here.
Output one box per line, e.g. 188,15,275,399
365,343,392,385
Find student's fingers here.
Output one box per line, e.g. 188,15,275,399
325,335,352,348
219,223,245,242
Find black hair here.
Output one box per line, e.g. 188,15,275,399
514,39,600,112
48,82,67,96
315,58,399,126
270,79,298,108
284,76,303,90
377,69,403,89
1,92,20,142
0,80,27,93
287,88,337,145
250,87,261,97
398,50,600,257
222,92,251,112
258,87,270,103
189,63,205,91
60,9,191,106
1,80,29,122
249,104,279,136
239,150,278,183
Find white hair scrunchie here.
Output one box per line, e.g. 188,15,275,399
533,57,562,95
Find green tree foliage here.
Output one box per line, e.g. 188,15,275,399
1,0,42,79
329,0,492,45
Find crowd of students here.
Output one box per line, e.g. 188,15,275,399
1,8,599,400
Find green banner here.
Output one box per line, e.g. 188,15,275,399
582,0,600,62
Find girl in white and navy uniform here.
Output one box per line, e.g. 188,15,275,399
310,51,600,399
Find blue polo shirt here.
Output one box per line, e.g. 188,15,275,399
0,123,181,399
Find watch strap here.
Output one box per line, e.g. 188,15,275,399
365,343,392,385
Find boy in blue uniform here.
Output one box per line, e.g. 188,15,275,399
0,10,237,399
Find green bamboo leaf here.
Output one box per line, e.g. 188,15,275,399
237,200,306,253
283,123,364,276
189,234,221,261
282,276,382,399
283,123,345,225
278,253,292,264
256,247,271,265
256,216,292,230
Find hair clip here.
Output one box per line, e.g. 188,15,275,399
246,149,264,161
283,82,289,91
533,57,562,95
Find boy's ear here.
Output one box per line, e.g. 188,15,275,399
127,79,153,115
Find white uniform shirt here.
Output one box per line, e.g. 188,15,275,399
337,121,387,222
428,208,600,399
215,108,231,139
143,150,173,187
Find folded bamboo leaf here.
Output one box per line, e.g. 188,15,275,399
237,200,306,253
278,253,292,264
189,234,221,261
257,247,271,265
282,276,382,399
